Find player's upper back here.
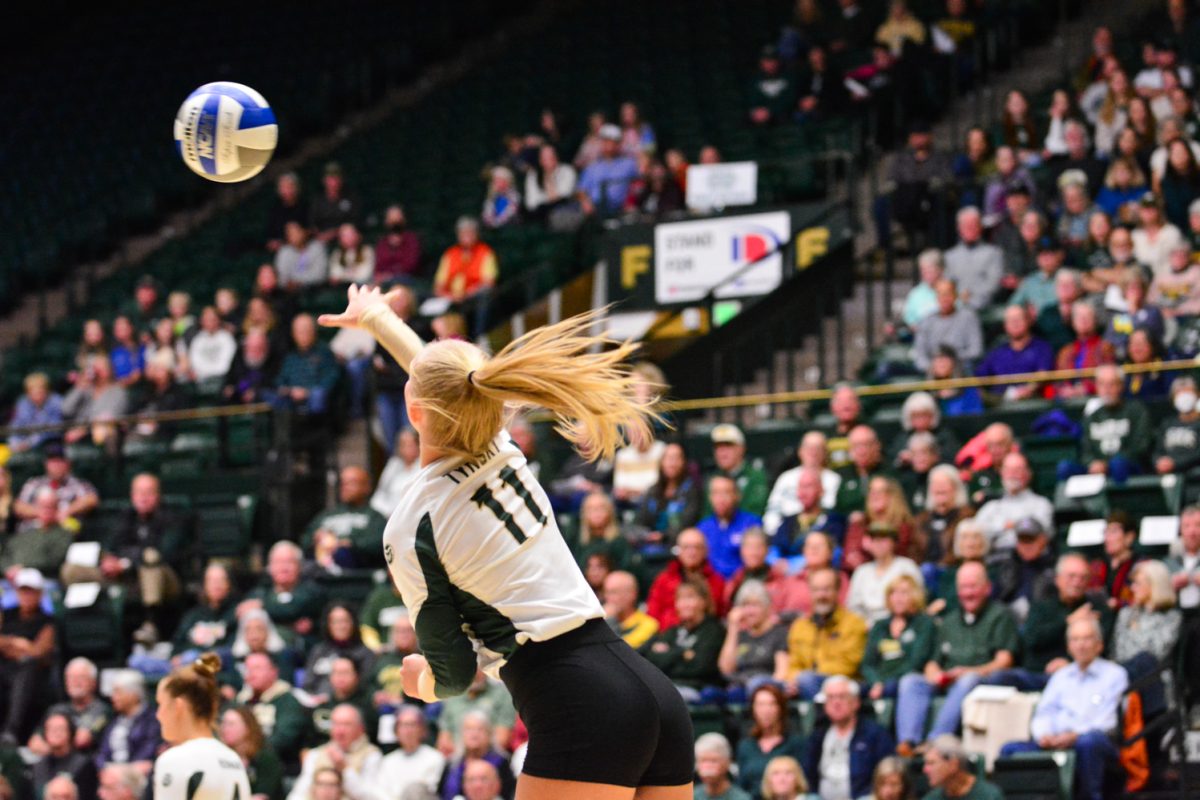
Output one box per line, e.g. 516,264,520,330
383,431,602,672
154,737,251,800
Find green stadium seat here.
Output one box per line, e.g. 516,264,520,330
58,586,126,668
1023,437,1079,497
195,500,252,559
993,751,1075,800
689,705,725,740
1104,474,1183,523
316,570,377,607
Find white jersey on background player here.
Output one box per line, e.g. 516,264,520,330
154,737,252,800
384,429,602,685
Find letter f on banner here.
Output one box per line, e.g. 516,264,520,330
621,245,652,289
795,227,830,271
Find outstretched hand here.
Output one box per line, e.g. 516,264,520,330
318,284,404,330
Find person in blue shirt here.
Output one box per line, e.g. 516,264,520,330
928,347,984,417
7,373,64,453
974,304,1055,401
697,475,764,579
576,124,640,217
108,316,145,387
999,617,1127,800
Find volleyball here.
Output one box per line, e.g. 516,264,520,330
173,81,278,183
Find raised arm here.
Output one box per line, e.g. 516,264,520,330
318,284,426,373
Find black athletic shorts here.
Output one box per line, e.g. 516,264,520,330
499,617,695,787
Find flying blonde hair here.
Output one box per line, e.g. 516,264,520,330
349,291,660,463
416,311,659,461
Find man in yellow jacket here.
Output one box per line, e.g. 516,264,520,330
784,566,868,699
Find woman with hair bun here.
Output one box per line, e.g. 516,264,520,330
153,652,251,799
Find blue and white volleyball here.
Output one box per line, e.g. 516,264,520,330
174,82,278,183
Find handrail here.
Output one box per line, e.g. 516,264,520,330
0,402,271,439
657,359,1198,413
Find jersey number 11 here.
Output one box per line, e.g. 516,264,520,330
470,465,546,544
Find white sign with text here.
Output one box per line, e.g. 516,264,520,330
686,161,759,210
654,211,790,304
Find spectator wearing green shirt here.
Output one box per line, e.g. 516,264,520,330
1072,364,1153,482
302,466,389,570
643,579,727,702
895,562,1018,752
239,541,327,649
835,425,892,514
1153,377,1200,474
235,652,313,772
921,735,1004,800
219,707,285,800
983,552,1113,693
708,424,769,516
863,574,936,700
2,487,72,578
171,563,238,660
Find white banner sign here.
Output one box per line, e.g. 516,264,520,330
654,211,790,304
686,161,758,210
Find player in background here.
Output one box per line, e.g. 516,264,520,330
319,285,693,800
153,653,252,800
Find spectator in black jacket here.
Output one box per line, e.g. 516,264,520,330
63,474,190,643
796,46,848,122
748,46,796,126
126,362,189,442
989,517,1057,625
876,123,954,251
309,162,362,243
265,173,308,253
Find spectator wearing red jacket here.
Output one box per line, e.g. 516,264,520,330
373,205,422,284
646,528,727,628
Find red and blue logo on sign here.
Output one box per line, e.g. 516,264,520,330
730,225,783,264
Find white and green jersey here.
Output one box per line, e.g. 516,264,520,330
154,737,252,800
383,430,603,697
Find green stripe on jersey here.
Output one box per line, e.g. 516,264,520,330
414,512,520,697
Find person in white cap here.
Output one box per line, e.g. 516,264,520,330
576,124,640,216
708,424,769,516
0,568,55,745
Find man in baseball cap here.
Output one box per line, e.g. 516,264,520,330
707,424,768,516
576,123,639,216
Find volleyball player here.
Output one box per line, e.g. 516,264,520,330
319,285,693,799
153,653,252,799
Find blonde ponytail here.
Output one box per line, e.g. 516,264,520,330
409,309,661,462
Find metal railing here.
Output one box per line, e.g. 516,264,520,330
659,358,1197,416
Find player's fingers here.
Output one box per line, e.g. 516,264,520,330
317,313,350,328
